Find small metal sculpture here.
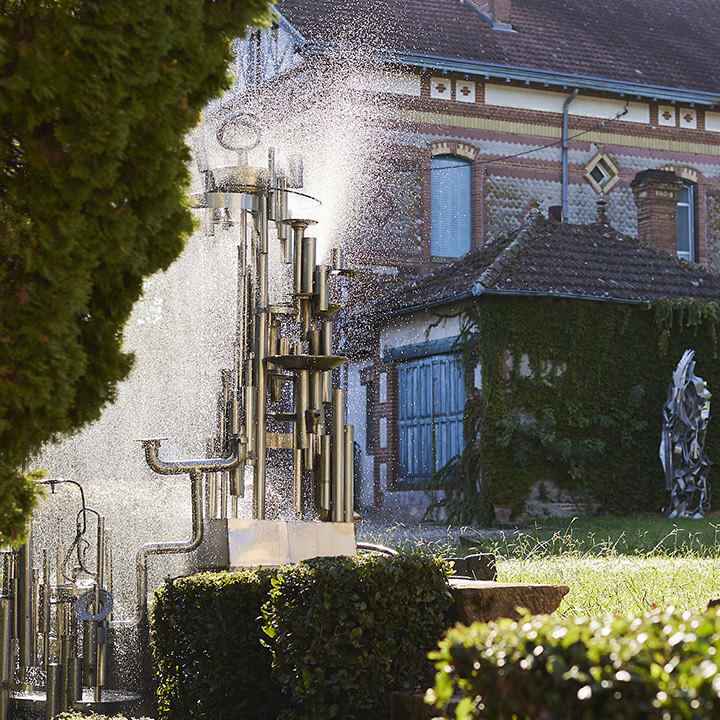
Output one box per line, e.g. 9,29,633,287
660,349,712,518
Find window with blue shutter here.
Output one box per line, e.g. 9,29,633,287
397,353,465,482
677,182,696,262
431,155,472,258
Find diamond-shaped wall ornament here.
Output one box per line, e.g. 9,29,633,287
430,76,451,99
680,108,697,129
659,105,676,126
585,152,620,194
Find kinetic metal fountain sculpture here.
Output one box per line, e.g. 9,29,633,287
660,349,712,518
0,479,138,719
136,111,357,597
2,111,360,718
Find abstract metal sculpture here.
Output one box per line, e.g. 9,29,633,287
660,349,712,518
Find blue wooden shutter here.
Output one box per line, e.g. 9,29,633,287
431,156,471,258
398,353,465,482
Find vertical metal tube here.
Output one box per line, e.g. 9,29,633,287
301,237,316,295
344,424,355,522
220,471,228,519
68,655,82,705
295,370,310,450
42,551,50,673
46,663,61,720
562,88,579,221
82,619,93,687
320,434,331,520
322,322,333,404
331,388,346,522
315,265,328,312
18,534,34,674
0,598,11,720
293,448,303,518
253,194,268,520
94,517,106,702
293,225,304,293
60,635,70,710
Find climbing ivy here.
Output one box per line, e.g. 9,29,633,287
429,296,720,522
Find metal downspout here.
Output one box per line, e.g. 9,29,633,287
562,89,579,221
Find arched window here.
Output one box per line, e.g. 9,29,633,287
677,182,696,262
431,155,471,257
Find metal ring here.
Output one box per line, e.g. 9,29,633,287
74,588,113,622
216,112,262,151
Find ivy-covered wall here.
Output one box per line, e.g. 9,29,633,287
440,295,720,521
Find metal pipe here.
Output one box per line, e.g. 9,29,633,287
562,88,579,221
344,424,355,522
18,534,34,674
295,369,310,450
293,449,303,518
315,264,328,312
320,434,331,520
46,663,61,720
293,224,304,293
135,470,203,621
143,437,241,475
331,388,346,522
0,598,11,720
322,322,333,404
301,237,316,295
42,551,50,672
254,194,269,520
94,517,106,702
254,313,268,519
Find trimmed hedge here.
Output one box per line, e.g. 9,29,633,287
152,568,282,720
429,608,720,719
264,554,454,719
151,554,453,720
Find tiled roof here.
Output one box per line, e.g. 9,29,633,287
276,0,720,97
366,214,720,317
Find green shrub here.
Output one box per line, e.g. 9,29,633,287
263,553,454,720
57,715,153,720
429,608,720,719
151,568,282,720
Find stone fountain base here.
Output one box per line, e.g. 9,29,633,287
190,518,357,569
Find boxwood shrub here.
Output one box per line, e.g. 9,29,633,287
263,553,453,719
151,568,282,720
429,608,720,719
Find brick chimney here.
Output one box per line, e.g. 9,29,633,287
491,0,512,25
631,169,682,255
464,0,512,27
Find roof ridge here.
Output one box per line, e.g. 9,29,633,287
474,220,533,291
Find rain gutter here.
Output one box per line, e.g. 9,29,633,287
471,284,646,305
562,89,579,221
298,42,720,107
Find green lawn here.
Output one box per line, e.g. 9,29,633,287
459,515,720,617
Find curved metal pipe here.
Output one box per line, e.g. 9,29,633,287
562,88,579,221
135,470,203,621
356,542,398,557
142,437,241,475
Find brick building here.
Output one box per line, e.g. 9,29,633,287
234,0,720,516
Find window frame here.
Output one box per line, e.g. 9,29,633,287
676,181,696,262
430,154,472,259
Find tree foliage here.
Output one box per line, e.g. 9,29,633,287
0,0,274,544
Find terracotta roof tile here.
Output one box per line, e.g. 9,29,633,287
364,214,720,316
277,0,720,95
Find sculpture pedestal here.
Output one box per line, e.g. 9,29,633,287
191,518,357,569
